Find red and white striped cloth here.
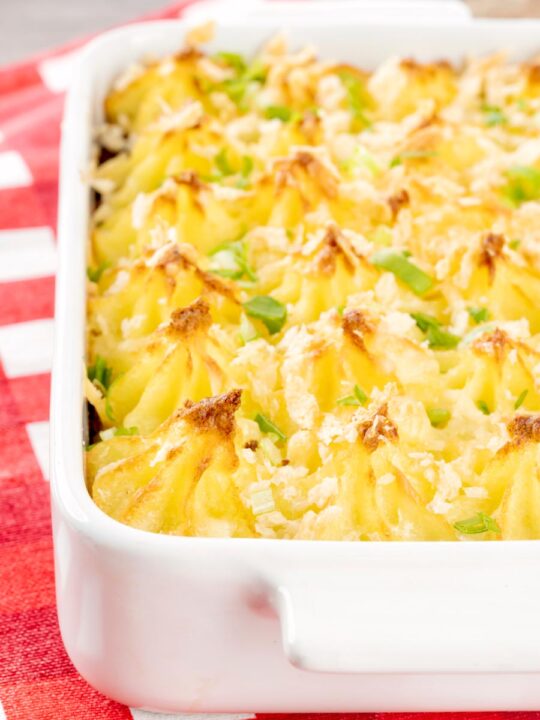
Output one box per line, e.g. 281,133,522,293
1,1,540,718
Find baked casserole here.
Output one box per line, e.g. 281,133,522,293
85,28,540,541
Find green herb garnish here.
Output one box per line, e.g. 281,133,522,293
454,512,500,535
244,295,287,334
214,51,247,74
390,150,437,168
105,398,115,422
87,262,109,283
509,239,521,250
427,407,451,428
255,413,287,442
514,389,528,410
477,400,490,415
264,105,294,121
88,355,112,390
215,148,234,177
337,384,368,407
481,103,507,127
371,250,434,296
503,165,540,207
209,239,257,282
410,313,460,349
219,59,266,108
337,70,372,129
467,306,490,325
115,426,139,436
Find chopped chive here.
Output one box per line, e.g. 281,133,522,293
467,306,490,325
337,70,372,128
427,407,451,428
410,312,460,349
338,384,368,407
105,398,115,422
87,261,109,283
514,389,528,410
481,103,507,127
239,313,259,344
235,155,255,189
255,413,286,442
336,305,345,316
115,426,139,436
215,148,234,177
503,165,540,207
341,147,381,177
390,150,437,168
214,51,247,74
244,295,287,334
264,105,294,121
477,400,490,415
371,250,434,296
209,239,257,282
509,239,521,250
454,512,500,535
88,355,113,390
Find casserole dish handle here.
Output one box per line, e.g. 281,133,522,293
276,561,540,673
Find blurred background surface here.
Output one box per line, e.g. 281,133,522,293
0,0,539,65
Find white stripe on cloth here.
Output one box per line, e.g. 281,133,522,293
0,151,32,190
130,712,256,720
0,227,56,281
26,421,50,481
38,49,82,93
0,699,6,719
0,318,54,377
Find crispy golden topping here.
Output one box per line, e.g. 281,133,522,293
479,232,505,281
181,389,242,436
357,404,398,452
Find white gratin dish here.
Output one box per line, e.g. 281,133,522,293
51,7,540,713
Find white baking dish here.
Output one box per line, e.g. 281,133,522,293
51,7,540,713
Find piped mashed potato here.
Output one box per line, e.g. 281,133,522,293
85,29,540,540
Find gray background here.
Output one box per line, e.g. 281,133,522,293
0,0,538,66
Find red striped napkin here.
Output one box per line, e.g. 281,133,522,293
0,1,539,718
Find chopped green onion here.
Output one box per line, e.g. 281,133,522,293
390,150,437,168
336,305,345,316
337,70,372,128
481,103,507,127
503,165,540,207
410,313,460,349
215,148,234,177
250,487,275,516
509,238,521,250
214,51,247,74
454,512,500,535
255,413,287,442
337,384,368,407
264,105,294,121
115,426,139,436
467,306,490,325
427,407,451,428
219,59,266,108
341,146,381,177
87,262,109,283
235,155,254,189
514,389,528,410
244,295,287,334
88,355,113,390
99,426,138,441
239,313,259,344
209,239,257,282
371,250,434,296
477,400,490,415
105,398,115,422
